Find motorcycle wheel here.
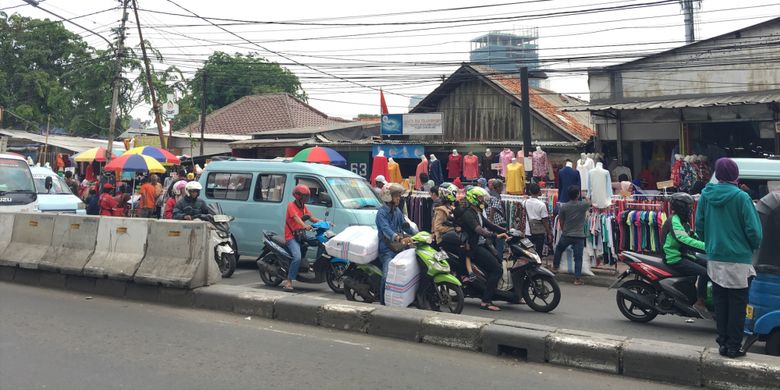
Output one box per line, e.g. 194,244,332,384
615,279,659,323
219,253,237,278
429,282,465,314
325,263,347,294
521,274,561,313
343,272,376,303
258,255,284,287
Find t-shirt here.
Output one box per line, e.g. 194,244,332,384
524,197,549,236
139,183,156,209
284,202,311,241
558,200,590,238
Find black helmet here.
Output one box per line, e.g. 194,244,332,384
670,192,694,217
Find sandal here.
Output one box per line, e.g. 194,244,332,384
480,303,501,312
283,282,294,291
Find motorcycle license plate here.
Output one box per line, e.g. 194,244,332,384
745,305,753,320
213,214,230,223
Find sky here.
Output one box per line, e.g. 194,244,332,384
3,0,779,122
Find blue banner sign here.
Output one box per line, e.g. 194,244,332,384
372,145,425,159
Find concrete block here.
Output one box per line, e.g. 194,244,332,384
13,268,40,285
0,213,55,269
420,313,493,351
234,290,286,319
702,348,780,390
65,275,96,293
134,220,220,289
547,329,625,374
159,287,195,307
193,285,245,312
481,322,552,363
0,265,15,281
0,213,14,255
125,283,160,302
274,294,328,326
39,272,67,289
84,217,150,280
39,215,99,275
622,339,704,387
320,302,376,333
367,306,427,342
94,279,128,298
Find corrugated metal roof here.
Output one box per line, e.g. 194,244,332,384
566,90,780,112
0,129,126,153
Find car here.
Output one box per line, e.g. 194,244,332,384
30,166,86,215
709,157,780,199
0,153,38,213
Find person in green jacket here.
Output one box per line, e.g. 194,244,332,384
695,157,762,359
661,192,709,316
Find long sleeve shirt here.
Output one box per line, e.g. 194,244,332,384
462,154,479,179
557,166,581,202
499,149,514,177
447,154,463,179
415,159,429,190
662,214,704,264
532,150,548,178
588,168,613,208
428,158,444,185
376,204,415,254
576,158,594,191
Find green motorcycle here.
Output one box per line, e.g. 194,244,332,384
342,231,464,314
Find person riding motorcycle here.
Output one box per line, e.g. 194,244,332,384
456,186,509,311
283,184,321,291
433,184,476,281
661,192,710,316
376,183,416,305
173,181,209,220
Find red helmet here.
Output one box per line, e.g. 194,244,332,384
293,184,311,202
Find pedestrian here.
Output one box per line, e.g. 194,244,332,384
164,180,187,219
98,183,117,216
372,175,387,198
485,179,507,257
419,173,433,192
553,185,590,285
695,157,762,358
63,171,79,197
85,189,99,215
524,183,552,257
429,185,441,220
477,178,487,189
152,174,164,217
139,177,156,218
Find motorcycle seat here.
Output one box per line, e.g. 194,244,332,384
270,234,289,249
625,252,680,276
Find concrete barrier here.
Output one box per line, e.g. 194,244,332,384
481,320,556,363
547,329,625,374
83,217,150,280
133,220,220,289
39,214,100,274
622,338,704,387
420,313,492,351
0,213,14,255
0,213,55,269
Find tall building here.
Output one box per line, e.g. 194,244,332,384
470,28,540,86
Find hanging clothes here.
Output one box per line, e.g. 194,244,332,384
446,153,462,179
671,159,683,187
415,159,429,190
576,158,594,191
482,153,497,179
531,150,548,178
588,167,613,208
505,162,525,195
557,166,581,202
678,161,697,192
370,155,388,186
428,158,444,185
406,193,433,233
387,160,403,183
463,154,479,180
499,149,514,177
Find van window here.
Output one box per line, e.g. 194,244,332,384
253,174,286,202
295,176,329,206
205,172,252,200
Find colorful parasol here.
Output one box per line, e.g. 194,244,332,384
104,153,166,173
291,146,346,165
73,146,121,162
123,146,181,164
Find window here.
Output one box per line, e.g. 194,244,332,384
326,177,381,209
205,172,252,201
253,174,286,202
33,175,72,194
295,177,329,206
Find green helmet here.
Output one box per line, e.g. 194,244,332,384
465,186,489,209
438,183,458,202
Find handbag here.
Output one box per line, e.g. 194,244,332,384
384,235,406,253
525,206,546,235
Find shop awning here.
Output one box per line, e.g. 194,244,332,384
566,90,780,112
0,129,125,153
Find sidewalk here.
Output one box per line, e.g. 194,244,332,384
541,257,625,288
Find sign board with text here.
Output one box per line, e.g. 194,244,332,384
372,144,425,159
380,113,442,135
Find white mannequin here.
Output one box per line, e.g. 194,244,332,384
485,148,492,157
377,149,385,157
579,153,587,163
674,154,682,161
565,161,573,168
511,157,517,163
421,154,427,161
577,153,595,191
536,146,542,152
388,157,395,164
588,162,613,208
452,149,458,156
429,154,437,161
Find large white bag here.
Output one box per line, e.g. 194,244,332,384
325,225,378,264
384,248,420,308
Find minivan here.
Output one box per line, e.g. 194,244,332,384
30,166,86,215
709,157,780,200
199,159,381,258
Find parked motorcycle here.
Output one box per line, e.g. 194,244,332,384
256,219,348,293
342,231,464,314
440,229,561,312
611,251,713,322
191,203,237,278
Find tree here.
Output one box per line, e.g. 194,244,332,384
174,52,305,130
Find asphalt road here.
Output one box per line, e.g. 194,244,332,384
0,282,690,390
227,260,719,348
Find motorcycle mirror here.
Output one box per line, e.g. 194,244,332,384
45,176,53,191
319,192,333,208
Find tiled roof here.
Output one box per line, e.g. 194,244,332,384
178,93,346,136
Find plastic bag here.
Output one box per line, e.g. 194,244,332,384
384,248,420,307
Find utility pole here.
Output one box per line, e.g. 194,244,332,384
42,114,50,165
520,67,532,180
107,0,129,160
199,72,207,156
132,0,166,150
681,0,696,44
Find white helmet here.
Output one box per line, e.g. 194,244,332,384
185,181,202,193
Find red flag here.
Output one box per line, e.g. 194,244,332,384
379,88,389,115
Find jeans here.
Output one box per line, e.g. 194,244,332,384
669,257,709,300
378,250,396,305
712,282,750,352
553,236,585,277
494,238,506,260
472,245,503,303
286,239,302,280
529,233,546,256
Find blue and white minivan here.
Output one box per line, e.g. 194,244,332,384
30,166,86,215
0,153,38,213
199,159,381,258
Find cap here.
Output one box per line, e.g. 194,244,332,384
186,172,195,180
375,175,386,184
103,183,114,190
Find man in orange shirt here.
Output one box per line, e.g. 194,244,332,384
139,176,157,218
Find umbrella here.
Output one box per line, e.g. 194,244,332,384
104,153,166,173
291,146,346,165
73,146,121,162
123,146,181,164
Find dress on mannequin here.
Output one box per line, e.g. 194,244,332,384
505,160,525,195
499,149,514,177
588,163,613,208
370,154,388,186
481,152,497,179
428,155,444,185
387,159,402,183
576,156,594,191
447,153,462,179
463,153,479,180
531,149,548,178
415,158,429,190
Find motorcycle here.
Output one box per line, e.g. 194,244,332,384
611,251,713,323
188,203,237,278
256,219,348,293
342,231,464,314
440,229,561,312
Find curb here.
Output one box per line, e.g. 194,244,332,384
3,266,778,389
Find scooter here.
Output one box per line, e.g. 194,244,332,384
610,251,713,323
342,231,464,314
440,229,561,312
256,219,348,293
190,203,237,278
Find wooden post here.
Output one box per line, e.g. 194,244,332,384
107,0,129,161
132,0,166,150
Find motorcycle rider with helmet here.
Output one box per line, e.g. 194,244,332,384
433,184,476,281
457,186,510,311
661,192,710,317
376,183,416,304
173,181,209,220
283,184,321,291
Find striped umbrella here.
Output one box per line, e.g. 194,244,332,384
73,146,121,162
123,146,181,164
104,153,166,173
291,146,346,165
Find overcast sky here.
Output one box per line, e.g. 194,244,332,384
3,0,778,121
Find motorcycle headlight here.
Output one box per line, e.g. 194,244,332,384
522,249,541,264
431,260,450,273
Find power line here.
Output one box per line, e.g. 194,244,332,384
20,0,113,46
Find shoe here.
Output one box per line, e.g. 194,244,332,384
718,345,727,356
573,278,584,286
726,349,746,358
467,272,477,282
693,303,712,319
